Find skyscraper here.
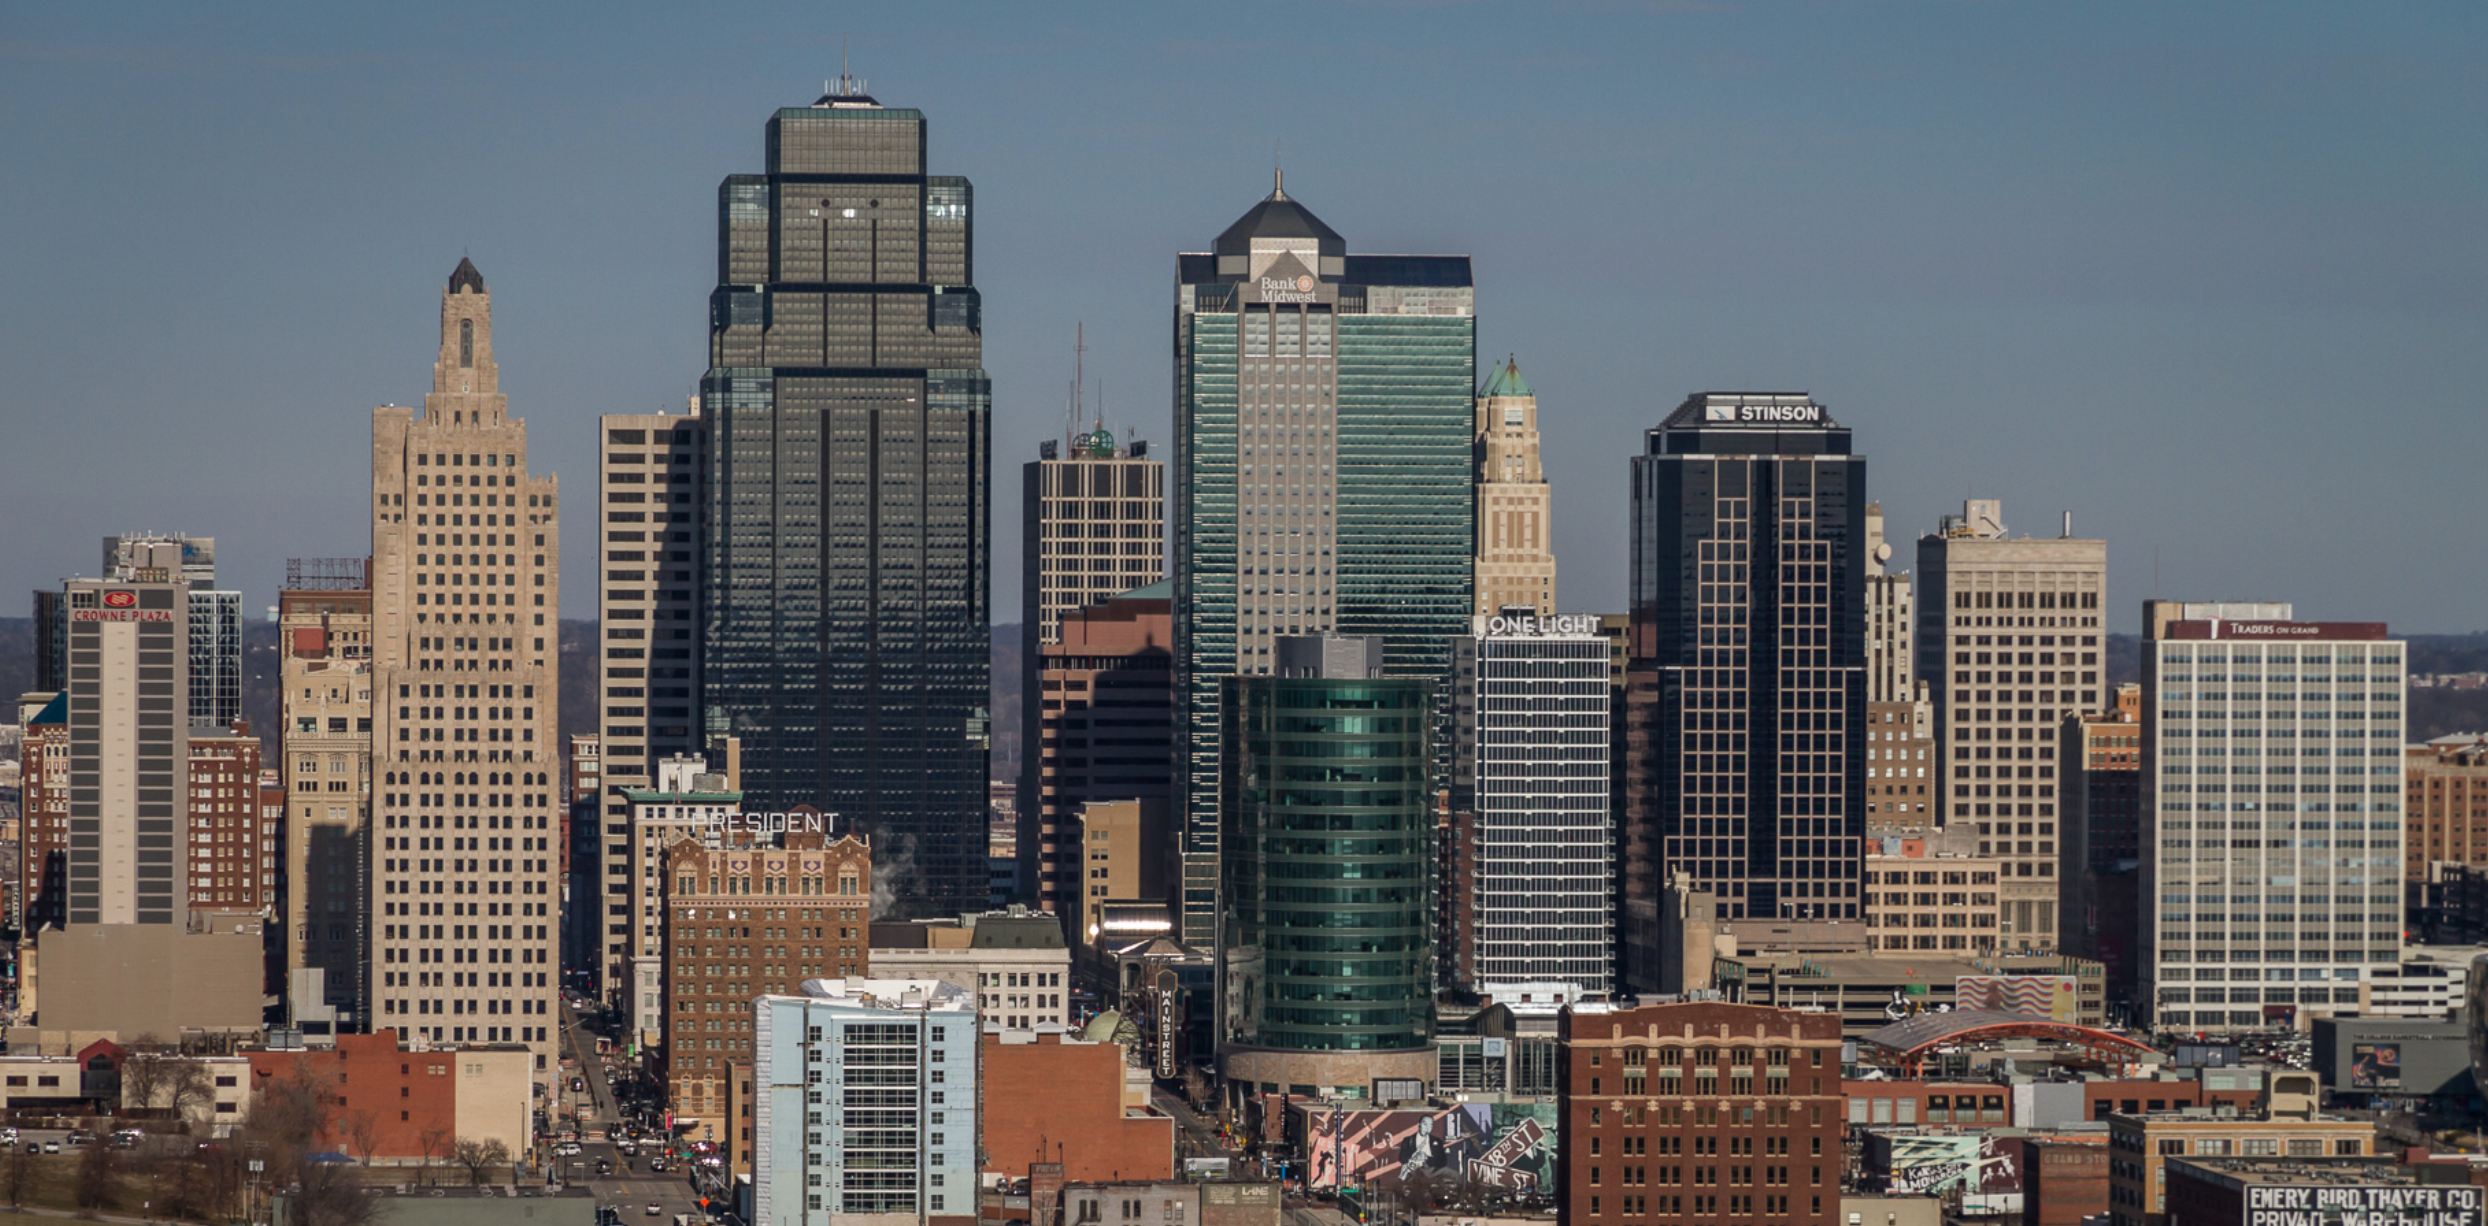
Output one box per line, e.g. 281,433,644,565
60,570,189,925
1017,426,1164,908
1218,636,1435,1093
2138,603,2406,1033
1451,612,1611,1004
1620,393,1868,991
1472,357,1557,618
40,535,245,729
1172,176,1475,945
699,81,990,918
1914,499,2107,951
367,258,562,1079
596,407,706,1000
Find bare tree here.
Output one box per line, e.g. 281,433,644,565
293,1161,382,1226
0,1142,35,1210
340,1109,382,1168
160,1060,214,1133
450,1138,509,1187
118,1033,174,1120
73,1139,118,1211
239,1065,340,1187
415,1126,453,1187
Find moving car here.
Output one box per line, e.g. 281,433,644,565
645,1205,662,1217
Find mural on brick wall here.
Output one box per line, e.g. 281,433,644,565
1305,1104,1557,1193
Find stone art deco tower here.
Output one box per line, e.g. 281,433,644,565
1472,356,1557,617
368,259,563,1091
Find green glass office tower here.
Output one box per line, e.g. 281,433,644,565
1173,177,1475,945
700,83,990,918
1218,636,1435,1093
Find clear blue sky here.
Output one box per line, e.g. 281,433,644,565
3,2,2482,632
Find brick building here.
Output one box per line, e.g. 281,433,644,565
241,1029,532,1161
2408,734,2488,880
1558,1000,1844,1225
980,1026,1172,1187
661,832,871,1150
17,691,67,933
2022,1137,2110,1226
188,721,274,913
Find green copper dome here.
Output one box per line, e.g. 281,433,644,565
1480,356,1531,399
1085,425,1116,457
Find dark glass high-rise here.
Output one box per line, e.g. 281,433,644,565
1620,394,1868,990
699,81,991,917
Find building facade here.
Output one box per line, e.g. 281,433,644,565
366,259,562,1083
2063,685,2145,1003
867,909,1070,1031
1863,701,1935,828
1172,177,1475,945
2408,734,2488,881
752,978,978,1226
279,574,374,1026
1029,582,1173,930
619,752,748,1041
1452,612,1611,1004
1556,1000,1845,1226
60,572,190,925
1621,393,1868,990
1861,841,2002,954
698,83,991,919
1017,431,1164,910
662,833,872,1151
2140,604,2407,1034
186,722,273,913
1914,500,2108,952
1218,636,1435,1097
1473,357,1557,618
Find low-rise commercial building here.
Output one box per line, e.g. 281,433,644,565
2104,1074,2376,1226
1861,837,2001,955
981,1025,1172,1187
871,907,1072,1031
2162,1156,2481,1226
2311,1015,2473,1104
243,1029,533,1161
1716,951,2105,1035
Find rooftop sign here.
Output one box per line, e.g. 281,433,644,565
2164,621,2390,642
1704,401,1823,425
1478,613,1603,637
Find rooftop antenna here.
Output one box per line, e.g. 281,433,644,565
1273,138,1285,199
1066,322,1087,450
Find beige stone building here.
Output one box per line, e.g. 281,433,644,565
279,578,373,1028
869,908,1072,1030
1472,357,1556,617
367,258,562,1093
1075,798,1169,942
1914,499,2108,952
2105,1074,2374,1226
1862,837,2002,954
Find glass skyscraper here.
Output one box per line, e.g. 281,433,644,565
1218,636,1435,1093
699,82,991,918
1621,394,1869,990
1172,176,1475,945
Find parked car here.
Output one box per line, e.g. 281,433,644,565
42,1142,58,1154
555,1142,583,1157
0,1128,17,1145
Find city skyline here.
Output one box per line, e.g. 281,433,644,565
4,3,2481,634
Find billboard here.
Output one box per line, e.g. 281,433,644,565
1870,1133,2025,1205
1954,974,2080,1022
2348,1042,2403,1091
2245,1183,2480,1226
1306,1104,1556,1193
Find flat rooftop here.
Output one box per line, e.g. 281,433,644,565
2170,1156,2435,1188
